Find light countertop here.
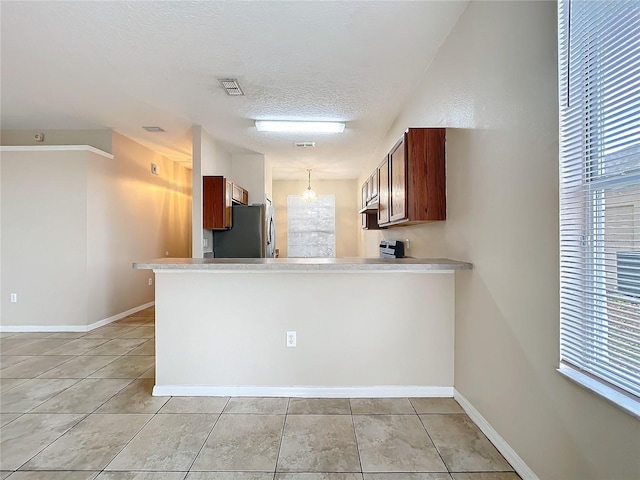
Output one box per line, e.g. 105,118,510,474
133,257,472,272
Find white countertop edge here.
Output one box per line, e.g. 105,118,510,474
133,258,472,272
0,145,114,159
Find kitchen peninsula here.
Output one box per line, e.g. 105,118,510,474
134,257,471,397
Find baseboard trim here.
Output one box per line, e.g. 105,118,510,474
86,301,155,330
153,385,454,398
454,389,539,480
0,301,155,332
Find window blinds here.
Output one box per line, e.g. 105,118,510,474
559,0,640,400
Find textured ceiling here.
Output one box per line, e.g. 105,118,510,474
0,1,467,179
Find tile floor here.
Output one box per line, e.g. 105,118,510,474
0,307,520,480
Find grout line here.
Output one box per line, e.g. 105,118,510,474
272,397,290,477
349,398,365,475
417,413,452,474
184,405,225,472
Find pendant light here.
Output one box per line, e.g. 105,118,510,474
302,169,317,202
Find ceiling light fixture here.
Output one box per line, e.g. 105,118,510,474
255,121,345,134
302,169,318,203
143,126,165,132
294,142,316,148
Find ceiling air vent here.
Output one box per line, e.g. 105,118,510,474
294,142,316,148
219,79,244,96
143,126,165,132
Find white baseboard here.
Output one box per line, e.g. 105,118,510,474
0,301,155,332
153,385,454,398
86,301,155,330
454,389,539,480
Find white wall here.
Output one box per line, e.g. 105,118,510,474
1,129,112,153
273,179,359,258
191,126,233,258
232,153,266,205
359,2,640,479
0,133,192,328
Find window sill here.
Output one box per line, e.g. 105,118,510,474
557,365,640,419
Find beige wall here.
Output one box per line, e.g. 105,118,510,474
273,179,358,258
0,133,192,328
87,133,192,323
359,2,639,479
1,129,112,153
155,270,454,390
1,150,89,326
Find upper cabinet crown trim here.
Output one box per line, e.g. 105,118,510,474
0,145,114,159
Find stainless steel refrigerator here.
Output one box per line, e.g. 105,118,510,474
213,203,276,258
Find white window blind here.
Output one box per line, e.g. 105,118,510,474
559,0,640,409
287,195,335,258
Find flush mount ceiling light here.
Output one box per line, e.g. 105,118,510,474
294,142,316,148
255,121,345,134
143,126,165,132
219,78,244,96
302,169,318,202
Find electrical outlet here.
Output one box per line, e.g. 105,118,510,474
34,132,45,142
165,251,169,256
286,331,297,347
148,278,153,286
151,163,159,175
405,238,411,250
10,293,17,303
203,238,208,248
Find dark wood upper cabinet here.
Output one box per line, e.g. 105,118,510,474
203,176,232,230
377,128,446,227
377,156,390,225
232,183,248,205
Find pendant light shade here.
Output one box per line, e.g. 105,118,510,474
302,169,317,202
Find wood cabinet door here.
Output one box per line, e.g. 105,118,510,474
377,157,390,225
225,180,233,229
361,183,368,229
389,135,407,223
370,169,379,201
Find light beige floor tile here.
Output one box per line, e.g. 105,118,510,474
38,355,120,378
0,332,18,337
0,355,74,378
188,474,274,480
354,415,446,472
22,413,152,470
89,356,154,378
420,414,513,472
2,338,72,356
0,378,28,393
125,339,155,355
31,378,132,413
277,415,360,472
117,326,155,339
0,472,10,479
96,378,168,413
138,366,155,379
350,398,414,414
0,412,22,428
451,474,521,480
45,332,90,339
0,355,31,369
97,473,187,480
0,378,80,413
1,338,40,351
0,413,85,470
7,472,99,480
287,398,351,415
83,326,137,338
84,338,146,356
112,317,151,327
191,414,284,471
42,338,110,355
365,475,452,480
223,397,288,414
410,398,464,414
6,332,55,339
159,396,228,414
106,413,217,471
277,475,364,480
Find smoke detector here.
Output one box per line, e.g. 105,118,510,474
219,79,245,96
294,142,316,148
